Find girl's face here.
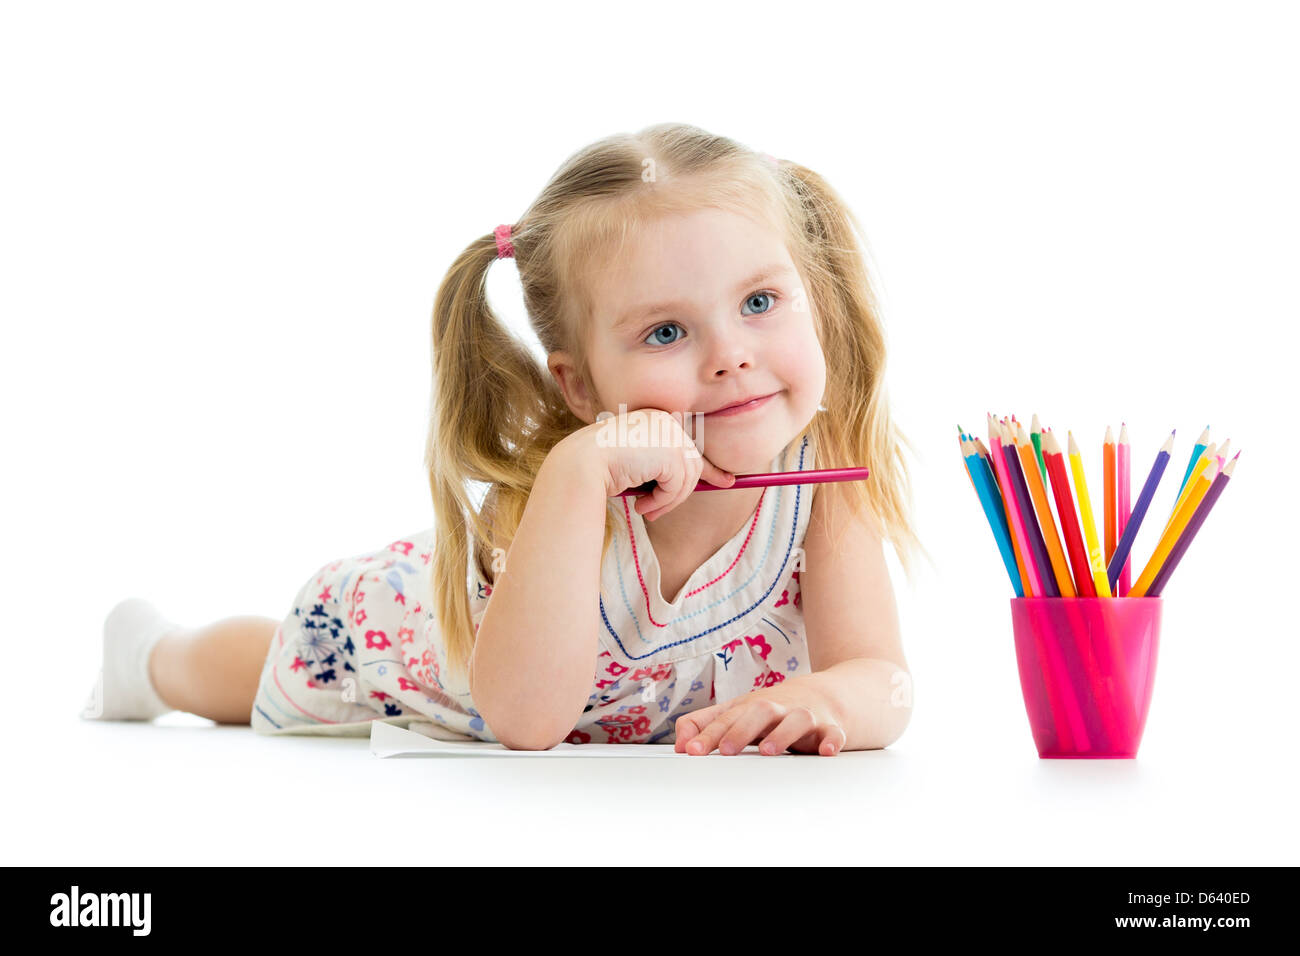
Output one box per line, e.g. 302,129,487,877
549,207,827,474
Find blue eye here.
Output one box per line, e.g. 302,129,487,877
641,292,780,348
742,291,777,315
644,323,684,346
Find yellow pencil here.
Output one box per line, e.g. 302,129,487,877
1015,420,1076,596
1162,442,1217,538
1068,431,1112,597
1131,456,1221,597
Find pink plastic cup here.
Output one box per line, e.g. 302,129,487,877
1009,597,1162,758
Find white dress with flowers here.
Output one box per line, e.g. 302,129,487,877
250,431,818,744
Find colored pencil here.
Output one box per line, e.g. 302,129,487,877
1174,426,1210,509
1162,442,1216,538
1042,428,1096,596
988,414,1036,597
1014,420,1076,596
1147,452,1239,596
1117,423,1132,595
958,426,976,493
962,433,1023,595
1106,429,1174,591
1068,431,1112,597
963,418,1236,602
1030,413,1047,482
977,433,1033,597
1131,455,1220,597
619,465,870,497
1104,425,1116,570
999,418,1058,596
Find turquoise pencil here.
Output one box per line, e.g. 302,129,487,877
1175,425,1210,504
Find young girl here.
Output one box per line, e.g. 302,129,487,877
83,123,927,755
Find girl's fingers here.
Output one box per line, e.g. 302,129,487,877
757,709,819,756
685,701,773,756
700,457,736,488
713,703,789,755
643,456,696,521
674,705,723,752
637,463,682,518
681,707,745,755
817,725,847,756
788,723,847,756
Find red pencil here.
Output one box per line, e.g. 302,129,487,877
1042,428,1097,597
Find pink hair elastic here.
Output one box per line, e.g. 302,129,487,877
494,223,515,259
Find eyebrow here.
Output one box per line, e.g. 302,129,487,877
612,264,798,331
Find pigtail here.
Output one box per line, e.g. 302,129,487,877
778,162,932,583
425,227,611,687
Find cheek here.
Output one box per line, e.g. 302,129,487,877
597,358,688,412
775,335,827,403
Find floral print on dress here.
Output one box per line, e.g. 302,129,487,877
250,431,817,745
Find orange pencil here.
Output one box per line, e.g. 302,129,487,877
1014,420,1076,596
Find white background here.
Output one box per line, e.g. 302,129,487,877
2,1,1296,865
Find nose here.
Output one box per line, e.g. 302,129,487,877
704,327,755,377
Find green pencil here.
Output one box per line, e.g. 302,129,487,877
1030,413,1047,482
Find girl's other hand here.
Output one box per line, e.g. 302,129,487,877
563,407,735,522
673,682,847,756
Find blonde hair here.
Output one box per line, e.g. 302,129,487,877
425,122,929,686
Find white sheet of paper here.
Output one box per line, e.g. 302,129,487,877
369,720,765,757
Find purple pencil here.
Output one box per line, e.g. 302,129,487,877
1107,429,1175,591
1148,453,1239,597
999,421,1060,597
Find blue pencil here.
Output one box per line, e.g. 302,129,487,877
962,433,1022,596
1108,429,1175,590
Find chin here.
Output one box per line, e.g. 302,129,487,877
700,426,795,474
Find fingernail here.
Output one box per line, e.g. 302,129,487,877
720,741,735,755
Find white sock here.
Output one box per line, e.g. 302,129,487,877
81,597,179,722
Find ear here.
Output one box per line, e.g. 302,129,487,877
547,350,598,424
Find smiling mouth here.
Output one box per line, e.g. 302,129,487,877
702,392,780,417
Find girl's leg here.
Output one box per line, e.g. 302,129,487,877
147,616,277,725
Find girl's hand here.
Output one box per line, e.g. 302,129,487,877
568,407,735,521
673,682,847,756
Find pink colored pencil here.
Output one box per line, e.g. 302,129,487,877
1117,423,1132,595
619,466,870,497
989,416,1047,596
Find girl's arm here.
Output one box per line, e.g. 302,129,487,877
468,433,607,750
794,483,913,750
